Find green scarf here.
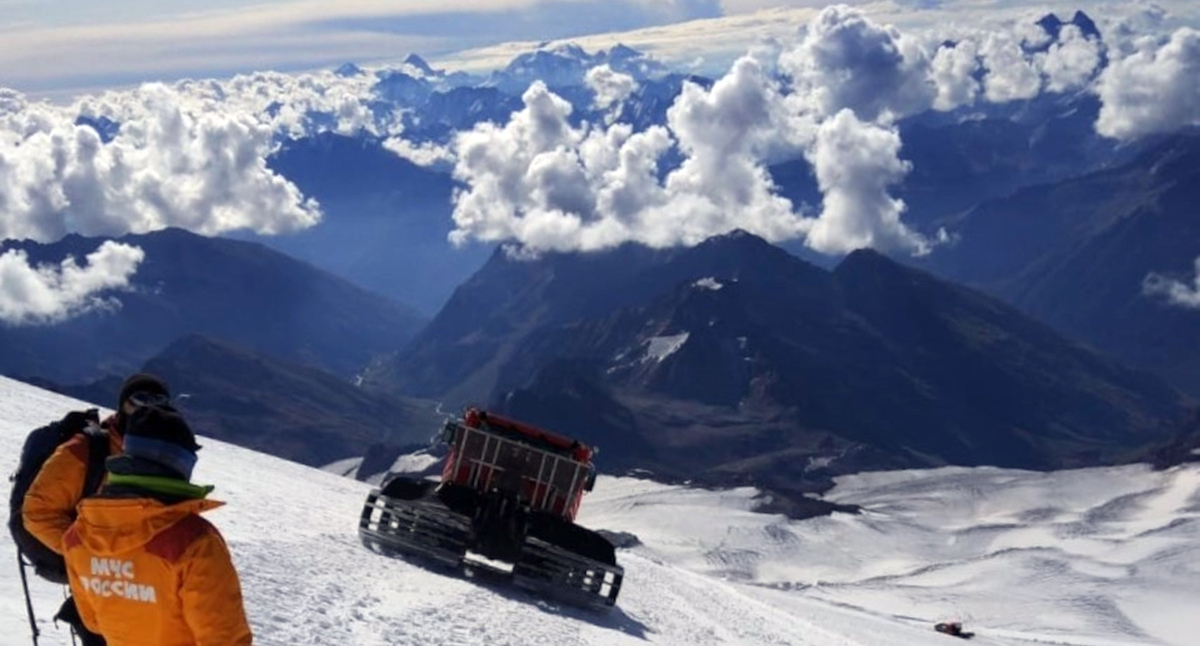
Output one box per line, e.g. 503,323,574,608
106,473,215,500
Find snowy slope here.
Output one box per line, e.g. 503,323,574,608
2,375,1197,646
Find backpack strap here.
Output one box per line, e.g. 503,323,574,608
81,427,109,498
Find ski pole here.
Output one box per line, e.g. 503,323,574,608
16,550,40,646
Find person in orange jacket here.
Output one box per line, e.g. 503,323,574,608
23,372,171,646
63,404,253,646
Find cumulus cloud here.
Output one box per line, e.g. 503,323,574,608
1038,25,1104,93
659,57,812,242
0,241,144,325
449,81,677,253
0,67,437,323
433,5,1189,260
447,52,934,256
805,110,931,255
448,70,812,254
162,69,398,139
382,136,457,167
1105,1,1171,57
585,64,638,112
0,66,451,244
450,7,1000,257
1144,258,1200,309
779,4,936,120
1094,27,1200,140
978,30,1043,102
0,84,323,243
929,39,981,111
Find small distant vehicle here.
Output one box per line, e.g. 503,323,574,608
359,408,623,610
935,621,974,639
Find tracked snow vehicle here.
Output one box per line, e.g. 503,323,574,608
359,408,623,610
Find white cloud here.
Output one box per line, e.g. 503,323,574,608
1094,27,1200,140
449,81,675,253
449,9,1005,257
0,83,323,243
779,5,936,121
1105,1,1172,57
448,71,809,254
165,69,398,139
1038,25,1104,93
0,66,454,245
1,67,455,325
585,64,637,112
447,51,936,257
1144,257,1200,309
804,109,930,255
659,57,811,243
382,136,457,167
929,40,981,111
0,240,143,325
3,0,1188,282
978,30,1043,102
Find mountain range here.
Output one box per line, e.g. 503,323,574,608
0,228,425,383
30,334,442,467
917,132,1200,395
256,15,1147,317
366,231,1191,489
7,14,1200,488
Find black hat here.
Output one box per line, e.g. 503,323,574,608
123,404,200,479
117,373,170,410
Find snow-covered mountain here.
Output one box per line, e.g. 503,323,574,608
3,376,1198,645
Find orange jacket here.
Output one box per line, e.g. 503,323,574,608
22,418,122,554
63,495,253,646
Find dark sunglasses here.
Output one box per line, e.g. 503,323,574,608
126,391,171,408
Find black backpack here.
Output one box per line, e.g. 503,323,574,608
7,409,109,584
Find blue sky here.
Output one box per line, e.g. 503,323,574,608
0,0,255,27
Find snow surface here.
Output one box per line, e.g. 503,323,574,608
644,333,689,363
2,374,1198,645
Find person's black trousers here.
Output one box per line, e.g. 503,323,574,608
54,596,106,646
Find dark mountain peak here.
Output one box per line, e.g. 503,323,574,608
554,43,588,60
403,53,437,76
75,114,120,143
837,246,888,264
832,247,907,281
702,227,762,244
836,246,1007,316
1071,11,1101,39
1035,9,1101,44
125,226,298,267
372,70,433,106
1036,12,1064,37
690,229,796,264
607,43,642,62
334,62,364,77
